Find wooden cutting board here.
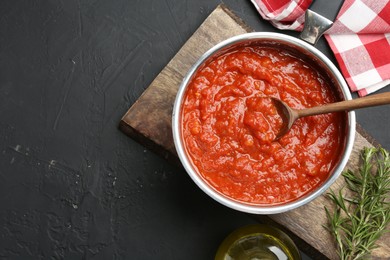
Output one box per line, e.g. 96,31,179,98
119,5,389,259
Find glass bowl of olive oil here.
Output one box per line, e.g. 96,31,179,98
215,224,300,260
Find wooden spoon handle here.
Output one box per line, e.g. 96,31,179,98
297,92,390,118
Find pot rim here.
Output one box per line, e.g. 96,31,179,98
172,32,356,214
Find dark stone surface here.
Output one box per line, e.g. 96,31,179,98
0,0,388,259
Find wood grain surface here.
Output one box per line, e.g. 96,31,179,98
120,5,389,259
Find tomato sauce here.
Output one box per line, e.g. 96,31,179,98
181,46,344,205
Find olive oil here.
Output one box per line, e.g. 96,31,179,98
215,225,300,260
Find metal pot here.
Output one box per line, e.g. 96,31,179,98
172,32,356,214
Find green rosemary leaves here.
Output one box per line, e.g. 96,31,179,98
325,147,390,260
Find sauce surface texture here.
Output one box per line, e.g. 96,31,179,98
181,46,344,205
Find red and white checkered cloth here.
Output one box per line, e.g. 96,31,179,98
251,0,390,96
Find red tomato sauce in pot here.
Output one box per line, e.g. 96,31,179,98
181,46,344,205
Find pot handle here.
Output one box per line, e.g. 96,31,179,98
300,9,333,45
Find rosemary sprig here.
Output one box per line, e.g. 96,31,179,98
324,147,390,260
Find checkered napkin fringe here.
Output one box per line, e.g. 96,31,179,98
251,0,390,96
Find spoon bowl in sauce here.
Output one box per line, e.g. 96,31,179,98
272,91,390,140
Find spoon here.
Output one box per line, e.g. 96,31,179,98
273,91,390,139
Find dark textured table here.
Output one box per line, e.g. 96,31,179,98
0,0,389,259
